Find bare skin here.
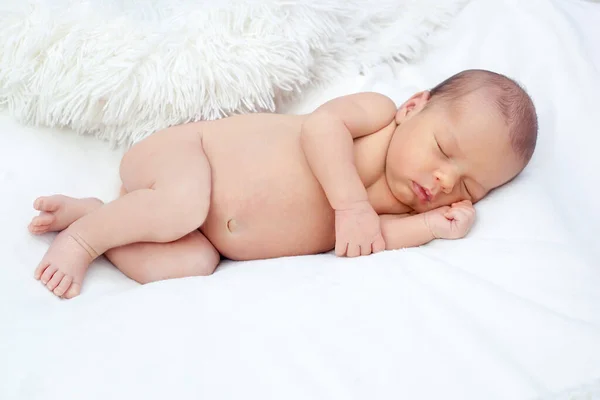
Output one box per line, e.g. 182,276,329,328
30,196,101,297
29,90,524,299
30,194,219,297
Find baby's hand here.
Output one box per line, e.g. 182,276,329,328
424,200,476,240
334,200,386,257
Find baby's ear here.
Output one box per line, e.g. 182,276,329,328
395,91,431,124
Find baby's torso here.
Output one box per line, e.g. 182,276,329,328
198,113,408,260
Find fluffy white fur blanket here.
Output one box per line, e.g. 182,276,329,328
0,0,468,145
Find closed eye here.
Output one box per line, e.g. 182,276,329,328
436,139,449,158
463,181,472,199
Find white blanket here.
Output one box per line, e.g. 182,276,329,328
0,0,467,145
1,0,599,399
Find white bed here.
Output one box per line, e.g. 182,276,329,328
1,0,599,399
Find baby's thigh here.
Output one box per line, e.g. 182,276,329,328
106,230,220,284
118,127,206,192
108,179,218,283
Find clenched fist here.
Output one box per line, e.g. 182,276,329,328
334,200,386,257
423,200,476,240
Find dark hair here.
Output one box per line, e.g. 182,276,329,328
428,69,538,164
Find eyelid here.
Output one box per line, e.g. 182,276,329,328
463,181,472,198
436,138,449,158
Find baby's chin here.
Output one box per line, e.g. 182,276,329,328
401,196,432,214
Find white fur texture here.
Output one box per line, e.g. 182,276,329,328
0,0,469,145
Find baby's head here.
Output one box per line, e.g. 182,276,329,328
385,69,538,213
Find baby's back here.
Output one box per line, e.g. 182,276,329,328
200,113,335,260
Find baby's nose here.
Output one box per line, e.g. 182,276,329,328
442,172,459,193
433,170,457,197
442,183,454,194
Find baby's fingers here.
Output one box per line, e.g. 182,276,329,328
335,241,348,257
445,209,474,238
445,207,469,221
452,200,474,210
346,244,361,258
360,244,372,256
372,236,386,254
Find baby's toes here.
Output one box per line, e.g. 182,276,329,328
33,196,59,212
33,197,47,211
34,261,50,280
39,264,58,285
28,213,56,234
53,275,73,297
62,282,81,299
46,270,64,291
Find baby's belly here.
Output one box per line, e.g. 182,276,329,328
201,181,335,260
198,118,335,260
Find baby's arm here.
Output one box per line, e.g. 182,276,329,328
300,92,396,208
301,93,397,256
381,201,476,250
380,214,435,249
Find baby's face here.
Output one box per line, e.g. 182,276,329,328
385,91,524,213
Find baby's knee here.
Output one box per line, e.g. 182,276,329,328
188,244,220,277
118,134,166,192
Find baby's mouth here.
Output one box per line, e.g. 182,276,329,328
412,181,432,203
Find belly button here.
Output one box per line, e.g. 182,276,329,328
226,218,237,233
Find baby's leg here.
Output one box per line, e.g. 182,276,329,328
106,230,219,284
29,195,103,234
30,193,219,293
105,187,220,284
35,125,212,298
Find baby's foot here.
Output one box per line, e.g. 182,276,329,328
34,229,97,299
28,195,102,234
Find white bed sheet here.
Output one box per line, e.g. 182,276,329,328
1,0,599,399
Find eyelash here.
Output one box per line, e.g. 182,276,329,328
436,139,449,158
463,181,472,198
436,137,471,198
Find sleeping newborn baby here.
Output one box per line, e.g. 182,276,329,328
28,69,537,299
